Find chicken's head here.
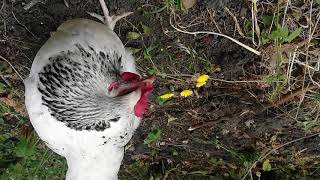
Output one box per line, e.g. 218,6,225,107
108,72,155,117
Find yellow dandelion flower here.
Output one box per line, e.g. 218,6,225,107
197,74,209,83
159,93,174,99
180,90,193,97
196,74,209,87
196,81,206,88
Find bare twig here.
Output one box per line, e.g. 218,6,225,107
169,16,261,56
251,0,261,47
64,0,69,8
0,0,5,12
281,0,290,27
158,73,285,83
0,55,24,82
210,79,282,83
1,15,7,36
304,0,320,88
307,62,320,88
206,8,222,33
23,0,43,10
286,49,298,88
188,120,217,131
268,11,276,34
310,11,320,39
11,11,38,39
224,7,245,37
270,84,319,108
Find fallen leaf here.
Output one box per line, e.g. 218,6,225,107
141,24,153,36
127,32,141,40
262,160,272,171
182,0,196,10
144,128,162,144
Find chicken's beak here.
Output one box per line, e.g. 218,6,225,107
116,76,155,96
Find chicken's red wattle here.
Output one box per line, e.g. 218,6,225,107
134,82,153,117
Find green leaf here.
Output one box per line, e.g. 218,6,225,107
279,26,289,38
147,68,159,76
261,31,271,45
167,0,182,10
172,150,178,156
155,97,167,105
127,47,141,54
143,45,158,60
263,73,286,84
8,163,25,179
127,32,141,40
143,47,153,59
0,82,6,92
14,138,36,160
0,102,10,114
286,27,302,42
262,159,272,171
311,92,320,102
243,19,252,33
144,128,162,144
270,25,289,43
141,24,153,36
262,15,273,27
0,62,11,73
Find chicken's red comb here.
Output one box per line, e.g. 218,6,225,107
121,72,140,81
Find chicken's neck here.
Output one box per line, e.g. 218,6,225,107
65,146,124,180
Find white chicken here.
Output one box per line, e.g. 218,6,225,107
24,0,154,179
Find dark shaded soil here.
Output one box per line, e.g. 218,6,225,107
0,0,319,179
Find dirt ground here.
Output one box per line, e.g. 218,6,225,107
0,0,320,179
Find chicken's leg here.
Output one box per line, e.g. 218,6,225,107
89,0,132,30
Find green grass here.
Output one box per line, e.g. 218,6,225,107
0,132,67,180
0,101,67,180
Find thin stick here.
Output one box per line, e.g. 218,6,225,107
207,8,222,33
268,11,276,34
224,7,245,37
270,84,318,108
158,73,284,83
311,11,320,39
23,0,41,10
286,47,298,89
251,0,256,46
63,0,69,8
282,0,290,27
0,55,24,82
169,17,261,56
251,0,260,47
0,0,6,12
11,11,38,39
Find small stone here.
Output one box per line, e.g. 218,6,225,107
245,120,255,128
159,142,166,146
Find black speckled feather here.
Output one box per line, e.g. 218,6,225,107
38,43,122,131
